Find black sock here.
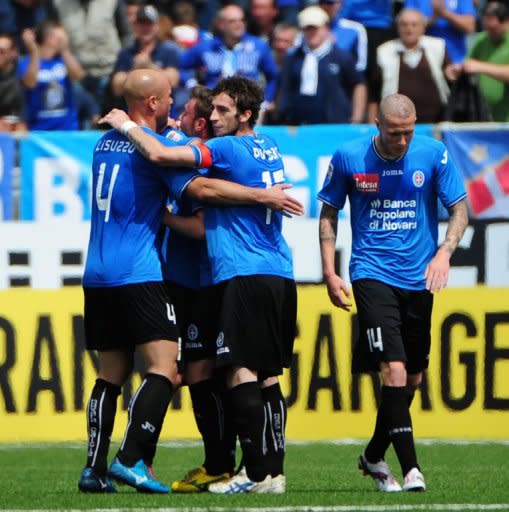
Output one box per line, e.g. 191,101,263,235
365,388,416,463
220,385,237,473
117,373,174,467
231,382,268,482
190,378,234,475
85,378,121,477
261,382,287,477
380,386,418,476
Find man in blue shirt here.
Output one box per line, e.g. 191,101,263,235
179,4,279,107
319,0,368,74
81,70,303,495
318,93,468,492
100,76,300,494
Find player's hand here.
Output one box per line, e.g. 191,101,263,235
325,274,352,311
98,109,131,130
424,251,450,293
261,184,304,216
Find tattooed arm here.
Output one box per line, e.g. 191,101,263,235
425,198,468,293
319,203,352,311
98,109,199,166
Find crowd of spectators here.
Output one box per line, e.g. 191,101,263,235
0,0,508,131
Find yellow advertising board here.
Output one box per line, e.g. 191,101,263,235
0,286,508,442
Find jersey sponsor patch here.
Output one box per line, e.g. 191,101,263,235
353,173,379,193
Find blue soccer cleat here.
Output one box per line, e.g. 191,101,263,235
108,458,169,494
78,467,117,493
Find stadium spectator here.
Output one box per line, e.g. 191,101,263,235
369,9,452,123
163,1,208,116
51,0,130,108
248,0,280,41
18,21,83,130
270,21,299,68
318,93,468,494
109,5,180,108
459,1,509,121
100,75,302,494
276,6,367,125
179,4,279,108
0,33,26,132
338,0,396,106
404,0,476,64
163,85,237,493
276,0,300,24
318,0,368,74
1,0,56,45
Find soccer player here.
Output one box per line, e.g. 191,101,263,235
163,86,237,492
80,70,303,494
318,93,468,492
100,76,297,494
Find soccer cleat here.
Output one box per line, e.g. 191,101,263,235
171,466,230,493
270,474,286,493
358,453,402,492
108,458,169,493
403,467,426,492
208,467,273,494
78,467,117,493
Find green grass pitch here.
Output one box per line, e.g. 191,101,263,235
0,441,508,510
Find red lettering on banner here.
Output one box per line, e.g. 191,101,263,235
468,177,495,214
495,158,509,195
353,173,379,193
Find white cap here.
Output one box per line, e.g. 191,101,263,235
298,6,330,29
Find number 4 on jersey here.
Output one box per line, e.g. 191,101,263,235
95,162,120,222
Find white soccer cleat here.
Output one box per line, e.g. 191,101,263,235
358,453,402,492
270,474,286,493
403,467,426,492
208,467,273,494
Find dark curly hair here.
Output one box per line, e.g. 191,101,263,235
212,76,264,128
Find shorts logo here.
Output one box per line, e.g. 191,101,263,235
412,170,425,188
216,332,224,347
353,173,379,193
187,323,198,341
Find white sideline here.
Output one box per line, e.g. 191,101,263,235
1,439,509,450
3,506,509,512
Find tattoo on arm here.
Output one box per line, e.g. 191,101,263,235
441,199,469,255
128,130,151,159
319,204,339,244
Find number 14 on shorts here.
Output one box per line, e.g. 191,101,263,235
367,327,383,352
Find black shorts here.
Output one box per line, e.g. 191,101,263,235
215,275,297,378
352,279,433,375
167,281,223,364
84,281,180,351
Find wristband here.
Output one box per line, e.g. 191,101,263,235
120,120,138,135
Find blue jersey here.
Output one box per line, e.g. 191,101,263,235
160,127,212,289
339,0,393,29
17,55,79,130
202,134,294,284
163,198,213,289
179,34,279,102
331,17,368,73
318,135,466,290
83,128,198,287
